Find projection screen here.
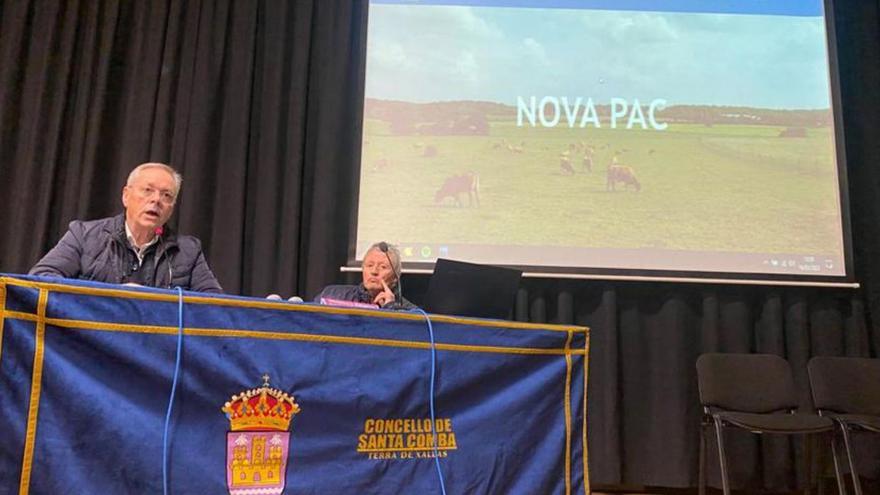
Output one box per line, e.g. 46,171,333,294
353,0,854,284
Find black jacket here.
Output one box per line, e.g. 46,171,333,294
29,214,223,293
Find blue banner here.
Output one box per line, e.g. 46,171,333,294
371,0,824,17
0,275,589,494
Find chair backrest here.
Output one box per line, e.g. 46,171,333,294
808,356,880,415
696,353,798,413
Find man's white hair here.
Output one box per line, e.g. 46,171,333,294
367,241,401,277
127,162,183,196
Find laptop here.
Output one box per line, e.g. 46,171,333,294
423,258,523,320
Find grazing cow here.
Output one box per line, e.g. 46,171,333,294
560,155,574,175
606,165,641,191
582,154,593,173
435,173,480,207
582,146,595,172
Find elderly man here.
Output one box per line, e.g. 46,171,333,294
29,162,223,293
314,242,415,310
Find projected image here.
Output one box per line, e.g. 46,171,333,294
356,0,846,277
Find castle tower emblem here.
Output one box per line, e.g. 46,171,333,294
221,374,301,495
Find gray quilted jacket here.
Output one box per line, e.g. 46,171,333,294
29,214,223,293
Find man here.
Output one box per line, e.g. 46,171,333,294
314,242,415,310
29,162,223,293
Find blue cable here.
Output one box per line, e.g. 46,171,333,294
163,287,185,495
412,308,448,495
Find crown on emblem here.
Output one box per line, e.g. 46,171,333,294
221,374,301,432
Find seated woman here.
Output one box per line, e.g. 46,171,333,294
314,242,416,310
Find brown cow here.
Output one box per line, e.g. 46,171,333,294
582,154,593,173
582,147,594,173
560,155,574,175
606,165,641,191
435,173,480,207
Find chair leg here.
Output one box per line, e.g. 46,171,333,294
713,419,731,495
839,424,862,495
829,430,847,495
816,432,826,495
805,434,814,495
699,423,706,495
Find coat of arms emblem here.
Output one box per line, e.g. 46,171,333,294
221,374,301,495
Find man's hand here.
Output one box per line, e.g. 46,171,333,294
373,279,396,307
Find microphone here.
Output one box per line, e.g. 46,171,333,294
377,241,402,303
155,225,173,288
266,294,303,303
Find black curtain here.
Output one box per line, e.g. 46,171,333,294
0,0,366,299
1,0,879,491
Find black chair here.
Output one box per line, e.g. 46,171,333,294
808,356,880,495
696,353,842,495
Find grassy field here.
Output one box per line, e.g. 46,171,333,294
357,119,842,254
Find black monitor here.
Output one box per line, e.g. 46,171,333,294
423,258,523,320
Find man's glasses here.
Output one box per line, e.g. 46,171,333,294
132,185,176,205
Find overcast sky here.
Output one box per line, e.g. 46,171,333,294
365,5,832,109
